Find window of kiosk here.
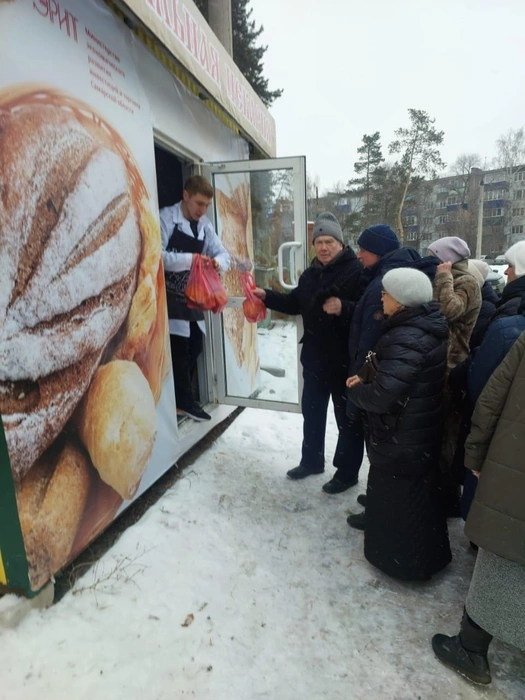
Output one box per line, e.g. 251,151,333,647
154,143,210,420
207,157,307,413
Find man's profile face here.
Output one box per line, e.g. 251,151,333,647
183,190,212,221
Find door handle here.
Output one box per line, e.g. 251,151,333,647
277,241,302,290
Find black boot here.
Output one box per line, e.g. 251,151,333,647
322,476,358,494
432,610,492,685
357,494,367,507
286,465,324,480
346,511,366,530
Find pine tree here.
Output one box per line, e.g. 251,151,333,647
389,109,445,241
348,132,384,229
193,0,282,107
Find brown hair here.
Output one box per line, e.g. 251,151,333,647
184,175,213,199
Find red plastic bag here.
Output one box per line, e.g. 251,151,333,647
185,256,228,314
241,272,267,323
209,266,228,314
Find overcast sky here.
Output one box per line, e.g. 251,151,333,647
249,0,525,192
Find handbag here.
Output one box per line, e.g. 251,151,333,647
357,350,379,384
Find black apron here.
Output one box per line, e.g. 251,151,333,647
165,223,205,322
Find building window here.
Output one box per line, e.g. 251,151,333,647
437,215,448,224
406,230,418,241
514,190,524,200
515,171,525,182
484,208,503,218
485,189,506,200
404,216,417,226
447,195,459,205
512,207,525,217
511,225,524,234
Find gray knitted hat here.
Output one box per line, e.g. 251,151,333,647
312,212,344,244
382,268,433,307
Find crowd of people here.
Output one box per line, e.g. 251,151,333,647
161,181,523,686
253,217,525,687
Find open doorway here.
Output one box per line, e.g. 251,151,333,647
154,142,209,421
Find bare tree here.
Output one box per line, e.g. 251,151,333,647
494,128,525,170
450,153,482,202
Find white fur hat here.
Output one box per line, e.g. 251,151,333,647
505,241,525,278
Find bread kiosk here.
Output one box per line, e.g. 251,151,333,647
0,0,307,597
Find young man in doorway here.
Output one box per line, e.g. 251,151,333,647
160,175,230,421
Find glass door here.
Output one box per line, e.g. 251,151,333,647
206,157,307,412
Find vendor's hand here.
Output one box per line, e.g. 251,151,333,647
437,261,453,275
346,375,362,389
211,258,221,272
472,470,481,479
323,297,342,316
252,287,266,300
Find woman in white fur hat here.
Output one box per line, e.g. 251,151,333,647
346,268,451,581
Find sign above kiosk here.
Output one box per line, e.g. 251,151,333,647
122,0,277,157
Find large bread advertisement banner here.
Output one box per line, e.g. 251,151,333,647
0,0,178,592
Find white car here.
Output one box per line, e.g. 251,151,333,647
494,254,506,265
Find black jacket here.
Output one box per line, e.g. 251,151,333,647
469,281,499,349
348,247,440,374
348,302,448,474
263,247,365,378
490,275,525,323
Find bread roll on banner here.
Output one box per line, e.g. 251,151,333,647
0,89,169,589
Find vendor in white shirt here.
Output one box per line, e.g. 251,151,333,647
160,175,230,421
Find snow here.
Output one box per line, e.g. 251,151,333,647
256,320,299,404
1,408,524,699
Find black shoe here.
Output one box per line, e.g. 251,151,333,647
178,404,211,422
322,477,358,494
357,494,367,507
346,511,366,530
432,634,491,685
286,465,324,480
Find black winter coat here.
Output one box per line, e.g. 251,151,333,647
348,247,440,374
263,247,365,379
348,302,448,474
490,275,525,323
469,281,499,349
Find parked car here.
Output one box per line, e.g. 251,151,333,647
487,268,506,295
494,254,506,265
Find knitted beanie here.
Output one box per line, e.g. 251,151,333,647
428,236,470,264
504,241,525,278
357,224,400,257
312,212,344,244
382,268,433,307
467,260,488,288
468,258,491,282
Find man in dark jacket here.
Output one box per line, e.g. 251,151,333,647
349,227,440,376
345,226,440,486
253,213,366,493
467,259,499,350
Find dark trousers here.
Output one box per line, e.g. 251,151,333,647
301,370,364,482
170,323,203,409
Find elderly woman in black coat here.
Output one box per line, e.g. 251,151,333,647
346,267,452,581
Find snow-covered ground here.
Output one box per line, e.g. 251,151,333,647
1,406,524,699
257,320,299,404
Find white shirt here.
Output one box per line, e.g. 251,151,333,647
160,202,230,337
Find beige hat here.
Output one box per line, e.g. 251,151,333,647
467,260,486,288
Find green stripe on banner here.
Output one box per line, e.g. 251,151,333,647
0,420,31,595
